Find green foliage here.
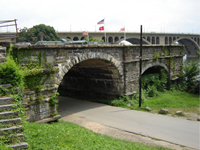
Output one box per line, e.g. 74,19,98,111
17,24,60,43
108,70,168,108
23,120,169,150
178,60,199,92
49,92,59,106
0,85,8,96
142,70,167,97
153,49,159,62
84,37,103,42
196,50,200,57
0,48,24,88
143,90,199,114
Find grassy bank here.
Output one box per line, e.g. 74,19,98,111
98,90,199,115
142,91,199,114
22,120,170,150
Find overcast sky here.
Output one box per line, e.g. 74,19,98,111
1,0,200,34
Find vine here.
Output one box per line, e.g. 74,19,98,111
3,45,58,103
153,49,159,63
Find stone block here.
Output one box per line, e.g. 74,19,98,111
127,103,131,107
176,111,184,115
159,109,168,114
46,56,54,63
145,107,151,111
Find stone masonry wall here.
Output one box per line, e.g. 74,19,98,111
14,44,183,121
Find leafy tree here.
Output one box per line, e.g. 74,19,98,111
17,27,37,42
17,24,60,43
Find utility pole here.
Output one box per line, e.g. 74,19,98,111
139,25,143,107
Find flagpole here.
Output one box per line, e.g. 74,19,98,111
124,26,126,41
104,17,106,42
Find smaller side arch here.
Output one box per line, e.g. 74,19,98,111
142,62,169,75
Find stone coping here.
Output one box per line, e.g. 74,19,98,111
14,44,183,49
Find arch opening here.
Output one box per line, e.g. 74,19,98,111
156,37,159,44
126,38,149,44
174,38,200,58
142,65,169,93
108,37,113,43
81,37,85,40
73,37,79,41
58,59,122,99
114,36,119,43
152,37,155,44
142,65,167,75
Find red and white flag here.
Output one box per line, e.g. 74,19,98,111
120,28,125,31
99,26,104,31
82,32,88,35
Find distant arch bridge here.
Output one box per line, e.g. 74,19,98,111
58,32,200,58
1,32,199,58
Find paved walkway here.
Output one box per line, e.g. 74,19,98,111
58,96,200,149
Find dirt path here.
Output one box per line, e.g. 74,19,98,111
60,114,195,150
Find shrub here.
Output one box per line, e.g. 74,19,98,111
178,61,199,93
0,55,24,88
141,69,167,97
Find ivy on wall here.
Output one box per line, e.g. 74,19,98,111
1,45,59,103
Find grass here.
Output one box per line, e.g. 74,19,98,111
21,120,171,150
142,91,200,114
97,90,200,115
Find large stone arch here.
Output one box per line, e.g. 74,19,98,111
56,52,124,98
142,62,169,75
56,51,123,87
173,38,200,57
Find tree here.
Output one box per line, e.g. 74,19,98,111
17,24,60,43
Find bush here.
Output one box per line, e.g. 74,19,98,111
178,61,199,93
141,69,167,97
0,55,24,88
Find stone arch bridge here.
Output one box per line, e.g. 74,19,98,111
14,44,183,121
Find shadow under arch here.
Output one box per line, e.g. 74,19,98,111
57,52,124,99
173,38,200,57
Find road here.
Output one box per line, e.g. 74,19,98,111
58,96,200,149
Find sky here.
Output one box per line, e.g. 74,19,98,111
1,0,200,34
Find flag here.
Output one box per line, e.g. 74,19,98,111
97,19,104,24
99,26,104,31
82,32,88,35
120,28,125,31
